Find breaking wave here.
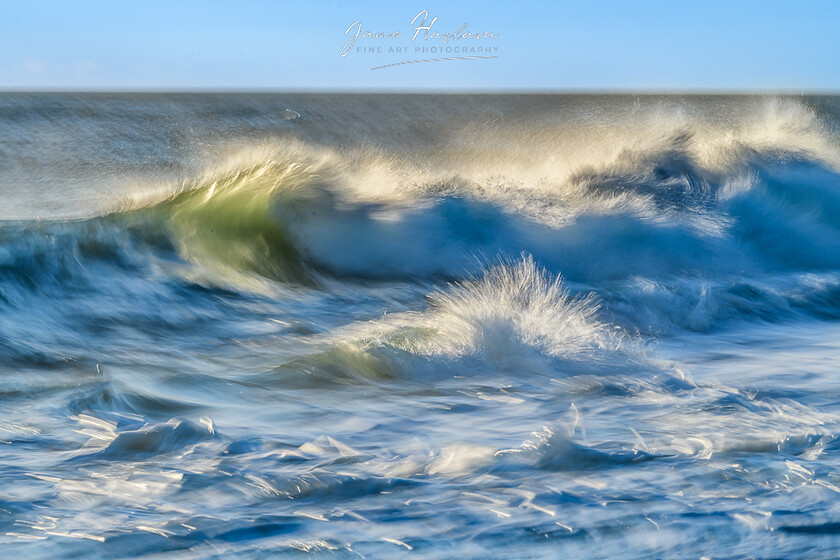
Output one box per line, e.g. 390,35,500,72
3,97,840,337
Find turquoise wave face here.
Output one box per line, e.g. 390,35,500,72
3,94,840,559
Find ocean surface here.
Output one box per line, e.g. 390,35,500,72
2,93,840,559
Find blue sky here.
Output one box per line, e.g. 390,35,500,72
0,0,838,91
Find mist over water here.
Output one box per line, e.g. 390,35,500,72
3,93,840,558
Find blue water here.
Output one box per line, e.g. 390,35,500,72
3,93,840,558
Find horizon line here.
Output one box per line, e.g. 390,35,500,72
0,87,837,96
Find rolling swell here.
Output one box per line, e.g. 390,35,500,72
3,106,840,338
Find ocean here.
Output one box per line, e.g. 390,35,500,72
2,93,840,558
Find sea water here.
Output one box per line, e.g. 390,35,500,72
2,93,840,558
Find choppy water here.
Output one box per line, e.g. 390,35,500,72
3,93,840,559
